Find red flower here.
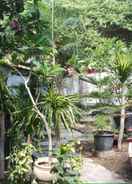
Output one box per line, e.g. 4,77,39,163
10,19,21,32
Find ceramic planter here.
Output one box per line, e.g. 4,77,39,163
33,157,57,181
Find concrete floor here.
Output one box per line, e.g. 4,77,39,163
80,158,126,183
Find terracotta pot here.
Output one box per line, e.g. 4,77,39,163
33,157,57,181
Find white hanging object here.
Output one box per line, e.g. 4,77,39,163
128,142,132,158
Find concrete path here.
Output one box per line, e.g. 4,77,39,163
80,158,126,183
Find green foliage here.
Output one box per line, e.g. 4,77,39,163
52,142,82,184
1,0,132,181
9,84,46,145
80,74,115,105
67,55,85,73
95,114,112,132
54,0,132,69
0,0,51,59
1,0,132,70
0,74,12,112
41,89,80,139
0,0,24,18
114,52,132,83
56,0,132,31
8,143,36,184
1,0,132,71
33,60,64,79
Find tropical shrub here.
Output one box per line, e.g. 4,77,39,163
52,142,82,184
94,114,112,133
113,52,132,149
8,144,36,184
41,89,80,142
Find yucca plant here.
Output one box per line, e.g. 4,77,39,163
80,51,132,150
114,52,132,150
115,52,132,83
41,89,79,143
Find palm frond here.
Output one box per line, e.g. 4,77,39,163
41,89,80,139
33,62,64,78
115,52,132,83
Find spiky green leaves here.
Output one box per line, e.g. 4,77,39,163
41,89,79,138
33,61,64,78
115,52,132,83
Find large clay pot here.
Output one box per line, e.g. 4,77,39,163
33,157,57,181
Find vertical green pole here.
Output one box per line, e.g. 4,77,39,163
0,112,5,179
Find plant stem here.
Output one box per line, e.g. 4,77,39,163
27,134,32,144
16,70,53,157
118,86,126,150
51,0,55,65
25,79,53,156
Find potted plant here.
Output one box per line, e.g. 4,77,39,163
33,89,79,182
80,51,132,150
112,52,132,150
33,156,57,182
8,61,64,182
51,142,81,184
8,144,36,184
41,89,79,144
94,114,114,151
15,61,79,182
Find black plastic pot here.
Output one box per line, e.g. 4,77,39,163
114,112,132,132
125,114,132,132
94,131,114,151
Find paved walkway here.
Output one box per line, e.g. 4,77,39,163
61,128,126,183
80,158,126,183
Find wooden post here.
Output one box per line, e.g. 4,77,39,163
0,112,5,179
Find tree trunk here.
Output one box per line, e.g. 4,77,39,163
16,71,53,158
118,87,126,150
27,134,32,144
0,112,5,179
118,105,125,150
48,128,52,157
24,79,53,156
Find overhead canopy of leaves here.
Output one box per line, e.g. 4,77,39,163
0,0,51,61
54,0,132,69
0,0,24,18
1,0,132,70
